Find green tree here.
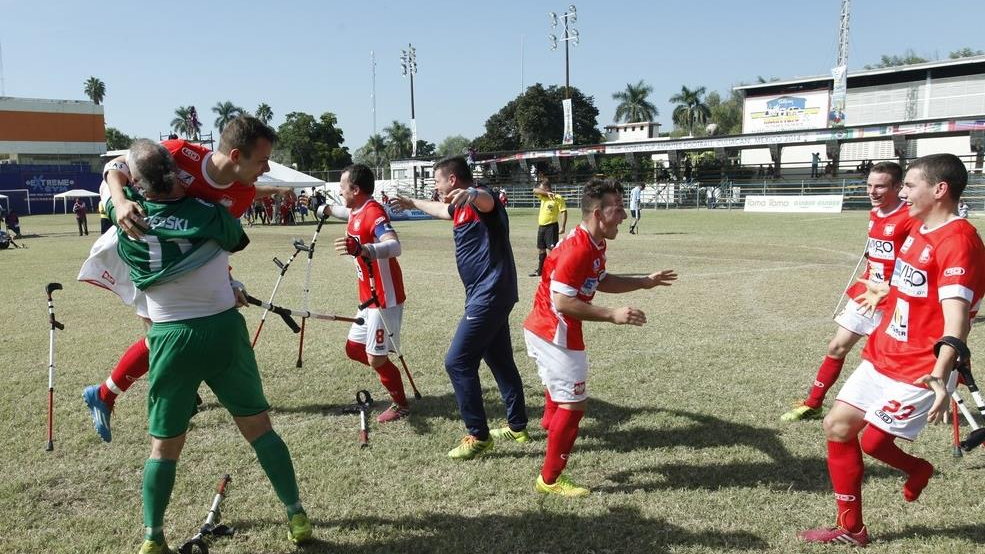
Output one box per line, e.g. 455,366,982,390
274,111,352,171
864,49,928,69
415,139,436,158
705,90,743,136
83,77,106,105
669,85,711,135
384,121,413,159
949,47,985,59
255,103,273,124
474,83,602,152
353,133,390,174
612,80,657,123
212,101,245,133
104,127,133,150
170,106,201,138
437,135,471,157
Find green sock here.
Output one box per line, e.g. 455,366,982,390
142,458,177,543
251,430,302,517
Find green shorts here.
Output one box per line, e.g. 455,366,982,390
146,308,269,438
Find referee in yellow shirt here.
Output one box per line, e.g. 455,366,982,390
530,177,567,276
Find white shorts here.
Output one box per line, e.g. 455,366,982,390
836,360,956,441
524,328,589,403
833,299,883,336
348,304,403,356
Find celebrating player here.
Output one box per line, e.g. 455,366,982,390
782,162,915,421
108,140,311,553
325,163,411,423
524,178,677,496
80,116,283,442
800,154,985,545
392,156,529,460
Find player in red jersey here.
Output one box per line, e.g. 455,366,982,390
782,162,916,421
81,116,284,442
327,164,410,423
523,178,676,496
800,153,985,546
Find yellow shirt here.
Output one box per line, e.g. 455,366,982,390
537,193,566,226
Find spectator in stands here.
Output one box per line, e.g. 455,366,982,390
767,164,775,179
811,153,820,178
73,198,89,236
5,209,21,238
825,161,835,177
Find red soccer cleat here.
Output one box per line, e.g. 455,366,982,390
798,526,870,547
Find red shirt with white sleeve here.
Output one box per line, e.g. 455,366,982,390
347,200,405,308
845,203,916,301
162,140,256,218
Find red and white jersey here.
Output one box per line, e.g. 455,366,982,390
863,217,985,383
162,140,256,218
347,200,405,308
845,203,916,300
524,225,607,351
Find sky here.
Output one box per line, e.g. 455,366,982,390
2,0,983,153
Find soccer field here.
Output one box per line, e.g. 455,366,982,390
2,208,983,553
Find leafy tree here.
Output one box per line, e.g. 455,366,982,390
84,77,106,105
105,127,133,150
864,50,928,69
949,47,985,59
669,85,711,135
212,101,245,133
255,103,273,124
437,135,471,157
384,121,413,159
170,105,201,139
612,80,657,123
705,90,743,136
274,111,352,171
353,133,390,174
474,83,601,152
415,139,436,158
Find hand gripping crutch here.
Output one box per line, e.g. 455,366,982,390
178,474,235,554
359,257,421,399
934,337,985,453
296,212,331,368
44,283,64,452
251,238,308,348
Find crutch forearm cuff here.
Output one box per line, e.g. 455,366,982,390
935,336,971,363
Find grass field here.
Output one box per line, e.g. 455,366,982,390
2,208,984,553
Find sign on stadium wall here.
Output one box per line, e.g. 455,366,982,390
743,195,843,213
743,89,830,134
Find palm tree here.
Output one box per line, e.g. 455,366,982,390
255,103,273,124
612,80,657,123
170,106,193,138
366,134,388,167
212,101,245,133
669,85,711,134
83,77,106,105
384,121,413,159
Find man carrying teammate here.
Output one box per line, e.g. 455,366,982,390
108,140,311,553
392,156,529,460
782,162,915,422
524,178,676,496
81,116,282,442
530,176,567,277
800,154,985,545
325,163,411,422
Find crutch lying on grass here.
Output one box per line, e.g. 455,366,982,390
178,474,235,554
342,390,374,448
44,282,64,452
246,295,363,328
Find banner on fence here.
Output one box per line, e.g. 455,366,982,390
743,195,843,213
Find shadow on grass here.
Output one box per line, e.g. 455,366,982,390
878,523,985,544
234,505,769,553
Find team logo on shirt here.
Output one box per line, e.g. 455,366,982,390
177,170,195,185
354,219,361,231
580,278,599,296
900,236,914,254
918,246,932,264
101,270,116,285
944,267,966,277
867,238,895,261
181,147,201,162
883,224,895,236
886,298,909,342
891,261,928,297
593,258,602,271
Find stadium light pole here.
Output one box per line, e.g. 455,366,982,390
548,5,579,99
400,43,418,158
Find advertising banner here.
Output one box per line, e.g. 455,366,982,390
743,195,843,213
830,65,847,128
562,98,574,145
743,89,830,133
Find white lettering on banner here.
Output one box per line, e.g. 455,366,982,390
886,298,909,342
743,195,843,213
867,238,895,261
892,261,928,298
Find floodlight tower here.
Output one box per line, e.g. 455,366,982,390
400,43,418,157
837,0,850,67
548,5,579,99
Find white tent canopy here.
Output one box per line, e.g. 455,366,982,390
0,194,8,212
53,189,101,213
258,161,326,189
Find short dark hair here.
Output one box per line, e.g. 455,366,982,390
129,139,177,196
581,178,625,216
869,161,902,184
343,163,375,195
908,153,968,200
219,116,277,157
433,156,473,184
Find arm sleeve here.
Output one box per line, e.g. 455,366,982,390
549,248,589,298
936,234,983,303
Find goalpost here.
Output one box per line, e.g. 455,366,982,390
0,189,31,214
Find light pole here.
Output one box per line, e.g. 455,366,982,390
548,5,579,99
400,43,418,158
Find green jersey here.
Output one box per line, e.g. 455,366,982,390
107,189,248,290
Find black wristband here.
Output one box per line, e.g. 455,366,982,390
934,336,971,363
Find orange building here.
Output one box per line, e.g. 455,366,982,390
0,96,105,165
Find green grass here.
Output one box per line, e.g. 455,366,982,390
2,209,984,553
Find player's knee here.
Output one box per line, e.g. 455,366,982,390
822,414,853,441
345,340,369,365
826,340,851,358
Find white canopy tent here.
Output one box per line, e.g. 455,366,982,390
53,189,101,213
258,161,326,190
0,194,8,213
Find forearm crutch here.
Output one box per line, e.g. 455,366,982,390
831,243,870,319
246,296,362,326
360,258,422,399
296,213,330,368
178,474,235,554
935,337,985,452
342,390,374,448
44,283,64,452
252,238,307,348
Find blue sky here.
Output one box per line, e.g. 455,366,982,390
2,0,982,151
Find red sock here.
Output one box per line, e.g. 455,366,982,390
541,408,583,484
374,360,408,407
827,439,864,533
541,389,558,431
860,425,933,502
805,356,846,409
98,338,150,407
